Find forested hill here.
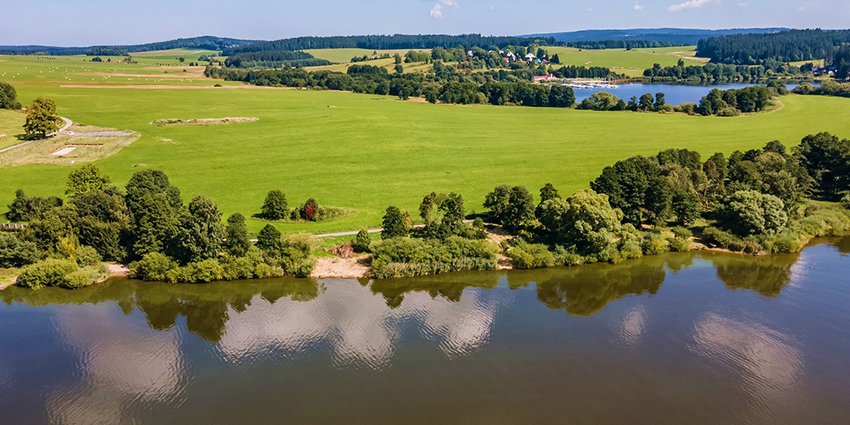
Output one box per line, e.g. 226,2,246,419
697,29,850,65
524,28,787,46
0,36,258,56
223,34,555,55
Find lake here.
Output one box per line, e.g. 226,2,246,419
2,237,850,424
572,83,803,105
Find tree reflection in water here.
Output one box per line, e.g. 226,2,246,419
1,279,321,342
507,255,687,316
705,251,800,298
4,238,848,341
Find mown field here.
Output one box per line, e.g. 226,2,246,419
544,46,707,77
2,52,850,234
304,48,435,74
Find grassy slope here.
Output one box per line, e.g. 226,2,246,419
304,48,418,64
544,46,706,77
0,109,26,149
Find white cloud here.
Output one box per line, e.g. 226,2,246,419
667,0,717,12
633,2,645,11
430,0,460,19
430,4,444,19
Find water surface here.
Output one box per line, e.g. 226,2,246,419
2,238,849,424
572,83,805,105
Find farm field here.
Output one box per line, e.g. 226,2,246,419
304,48,420,64
305,48,435,74
0,109,26,149
544,46,708,77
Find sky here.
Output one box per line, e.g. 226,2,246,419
1,0,848,46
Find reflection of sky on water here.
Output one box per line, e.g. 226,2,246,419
691,313,803,397
48,305,186,425
216,281,510,368
3,238,848,424
618,306,647,347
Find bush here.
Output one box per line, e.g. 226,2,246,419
15,259,78,289
843,193,850,210
130,252,177,281
62,266,106,289
641,233,671,256
74,245,102,267
701,226,762,254
507,242,556,269
370,236,497,278
0,233,41,268
716,107,741,117
353,229,372,253
278,233,319,277
260,190,288,220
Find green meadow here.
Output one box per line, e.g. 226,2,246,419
544,46,707,77
2,52,850,234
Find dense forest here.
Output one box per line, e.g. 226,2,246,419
643,59,811,83
527,28,787,46
223,34,555,55
224,51,331,68
559,41,679,50
696,29,850,65
0,36,257,56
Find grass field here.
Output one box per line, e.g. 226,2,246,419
2,54,850,235
0,109,26,149
304,48,435,74
304,48,419,64
544,46,707,77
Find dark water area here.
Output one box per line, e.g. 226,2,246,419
572,82,809,105
2,237,849,425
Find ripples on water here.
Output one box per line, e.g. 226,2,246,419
1,238,849,424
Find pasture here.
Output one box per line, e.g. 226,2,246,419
2,53,850,234
544,46,707,77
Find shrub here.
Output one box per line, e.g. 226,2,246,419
74,245,102,267
16,259,78,289
641,233,671,256
278,233,319,277
668,236,692,253
843,193,850,210
130,252,177,281
353,229,372,253
701,226,762,254
0,233,41,268
507,242,556,269
62,266,106,289
300,198,319,221
260,190,288,220
370,236,497,278
716,107,741,117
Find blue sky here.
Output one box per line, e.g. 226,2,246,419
2,0,848,46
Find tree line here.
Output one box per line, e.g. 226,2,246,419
224,51,331,68
696,29,850,65
223,34,555,56
642,59,810,83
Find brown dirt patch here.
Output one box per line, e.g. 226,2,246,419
311,256,370,279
